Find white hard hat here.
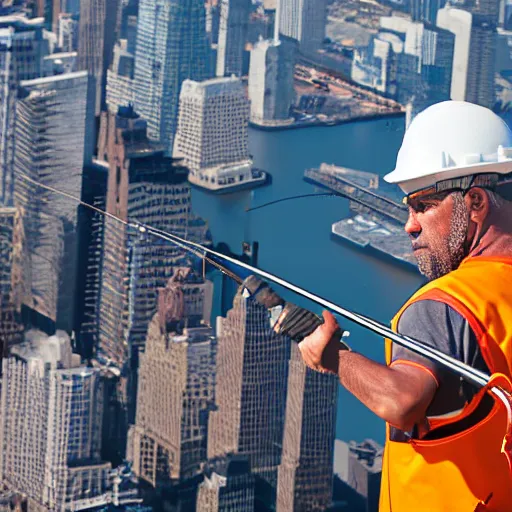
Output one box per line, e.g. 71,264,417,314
384,101,512,196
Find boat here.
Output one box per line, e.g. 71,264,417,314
188,161,268,194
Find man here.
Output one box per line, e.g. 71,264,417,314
298,101,512,511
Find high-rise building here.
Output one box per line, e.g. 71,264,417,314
437,6,497,108
96,106,209,369
130,267,216,485
174,77,263,189
61,0,81,16
379,16,454,115
411,0,447,24
216,0,250,77
0,16,49,209
0,15,46,81
333,440,383,512
133,0,212,155
248,35,296,124
0,42,16,207
13,71,95,332
77,0,120,115
58,12,79,52
278,0,327,55
196,456,255,511
106,39,135,114
351,32,403,97
76,161,108,360
208,289,290,504
0,331,111,511
0,207,26,353
276,344,338,512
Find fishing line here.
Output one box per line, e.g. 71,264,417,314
15,171,498,391
245,192,344,212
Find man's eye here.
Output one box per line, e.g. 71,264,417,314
416,201,436,213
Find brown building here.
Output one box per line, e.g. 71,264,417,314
130,267,216,485
276,343,339,511
207,288,290,505
96,106,209,369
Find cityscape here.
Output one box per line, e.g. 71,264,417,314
0,0,508,510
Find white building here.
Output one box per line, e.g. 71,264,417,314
175,77,266,191
248,36,296,125
133,0,212,155
58,13,79,52
437,6,496,108
351,32,403,96
13,71,95,330
0,331,111,511
278,0,327,55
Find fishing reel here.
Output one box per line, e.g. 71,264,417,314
242,275,350,348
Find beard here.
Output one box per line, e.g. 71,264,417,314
415,192,469,281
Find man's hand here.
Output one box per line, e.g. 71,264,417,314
298,310,347,375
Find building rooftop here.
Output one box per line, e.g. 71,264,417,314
20,70,88,88
0,15,44,30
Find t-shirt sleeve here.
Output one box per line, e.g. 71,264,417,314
393,299,488,416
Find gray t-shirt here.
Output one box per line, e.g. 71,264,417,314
389,299,490,440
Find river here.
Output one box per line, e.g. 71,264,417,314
191,115,425,445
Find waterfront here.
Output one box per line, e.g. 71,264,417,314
191,115,425,444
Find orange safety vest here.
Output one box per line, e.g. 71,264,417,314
380,257,512,512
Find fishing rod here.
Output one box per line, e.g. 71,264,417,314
16,172,509,402
133,222,512,418
132,221,493,388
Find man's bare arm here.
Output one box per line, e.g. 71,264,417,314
298,311,438,431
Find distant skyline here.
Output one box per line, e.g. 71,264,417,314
0,0,508,510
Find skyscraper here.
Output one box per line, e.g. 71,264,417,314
333,439,383,512
133,0,212,155
130,267,216,485
13,71,95,331
175,77,263,189
77,0,120,115
96,106,209,368
0,331,111,511
0,15,46,81
278,0,327,55
0,16,47,208
0,42,16,207
57,12,79,52
248,35,296,124
276,344,338,512
351,33,402,98
411,0,447,24
379,16,454,115
106,40,135,114
216,0,251,77
196,456,255,511
0,207,26,353
437,6,497,108
207,289,290,504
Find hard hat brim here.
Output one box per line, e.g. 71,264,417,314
384,159,512,195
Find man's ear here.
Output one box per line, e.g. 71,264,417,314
466,187,489,222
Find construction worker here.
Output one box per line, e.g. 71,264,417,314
298,101,512,511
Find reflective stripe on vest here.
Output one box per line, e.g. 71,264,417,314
380,257,512,512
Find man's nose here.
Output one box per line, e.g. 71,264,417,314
405,211,421,239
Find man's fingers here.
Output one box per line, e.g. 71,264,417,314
320,310,339,336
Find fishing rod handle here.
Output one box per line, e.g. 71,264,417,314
243,275,349,346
